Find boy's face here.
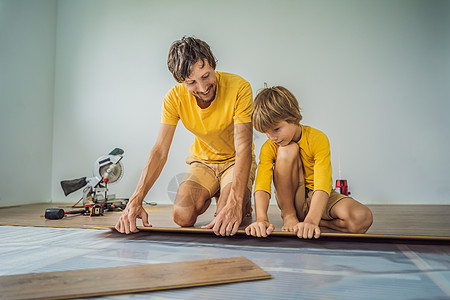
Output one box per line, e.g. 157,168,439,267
265,121,301,147
183,59,217,103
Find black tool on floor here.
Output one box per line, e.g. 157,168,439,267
44,208,85,219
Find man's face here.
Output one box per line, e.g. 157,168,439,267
183,60,217,103
265,121,301,147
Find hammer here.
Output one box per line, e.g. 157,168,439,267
44,208,85,219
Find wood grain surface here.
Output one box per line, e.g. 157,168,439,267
0,257,272,300
88,225,450,241
1,203,449,238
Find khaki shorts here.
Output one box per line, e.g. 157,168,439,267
297,188,348,221
276,187,348,221
181,156,257,198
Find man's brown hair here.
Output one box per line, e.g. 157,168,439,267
167,36,217,83
252,86,302,133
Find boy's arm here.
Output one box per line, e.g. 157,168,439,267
245,141,277,237
296,132,332,239
304,190,329,225
295,190,328,238
254,190,270,222
245,190,274,237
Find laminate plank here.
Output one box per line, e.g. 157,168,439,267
1,203,449,238
87,225,450,242
0,257,272,300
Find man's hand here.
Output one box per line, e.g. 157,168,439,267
293,221,320,239
115,201,152,234
245,220,274,238
202,203,242,236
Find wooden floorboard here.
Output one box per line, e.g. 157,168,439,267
0,203,449,239
0,256,271,300
85,225,450,241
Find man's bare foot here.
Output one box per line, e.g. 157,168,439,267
281,214,299,232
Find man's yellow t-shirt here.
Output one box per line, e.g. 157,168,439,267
254,124,333,196
161,71,253,163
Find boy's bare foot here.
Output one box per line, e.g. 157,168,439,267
281,214,299,232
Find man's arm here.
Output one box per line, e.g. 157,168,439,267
203,122,253,236
115,123,176,234
231,121,253,202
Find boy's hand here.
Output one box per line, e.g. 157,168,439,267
293,222,320,239
245,221,274,237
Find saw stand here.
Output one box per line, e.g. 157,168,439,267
82,177,116,206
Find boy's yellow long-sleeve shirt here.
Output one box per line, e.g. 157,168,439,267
254,124,333,196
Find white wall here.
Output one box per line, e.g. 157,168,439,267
51,0,450,205
1,0,448,207
0,0,57,206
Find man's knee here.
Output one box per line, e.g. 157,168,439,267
347,206,373,233
173,206,197,227
175,181,208,207
173,181,211,226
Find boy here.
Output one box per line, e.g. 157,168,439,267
245,86,372,239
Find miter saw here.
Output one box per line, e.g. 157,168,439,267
60,148,128,215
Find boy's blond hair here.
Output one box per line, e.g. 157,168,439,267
252,86,302,133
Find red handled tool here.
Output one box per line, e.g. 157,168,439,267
336,154,351,196
335,179,350,196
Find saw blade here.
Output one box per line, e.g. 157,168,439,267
99,162,123,183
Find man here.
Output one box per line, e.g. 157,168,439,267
115,36,256,236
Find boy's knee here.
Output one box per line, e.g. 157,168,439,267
276,143,300,162
347,207,373,233
173,206,197,227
